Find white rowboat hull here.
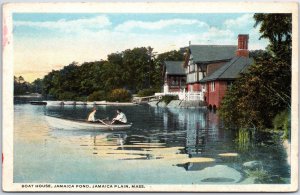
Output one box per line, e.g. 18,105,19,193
45,116,132,130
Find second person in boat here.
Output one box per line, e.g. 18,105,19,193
111,109,127,124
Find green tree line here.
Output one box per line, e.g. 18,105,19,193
15,48,184,101
14,76,43,95
219,14,291,140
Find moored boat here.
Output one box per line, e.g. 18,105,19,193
30,101,47,105
45,115,132,130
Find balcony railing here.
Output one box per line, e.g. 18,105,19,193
155,90,204,101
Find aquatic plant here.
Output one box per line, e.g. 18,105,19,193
272,109,290,140
246,169,269,183
246,168,285,184
236,128,252,151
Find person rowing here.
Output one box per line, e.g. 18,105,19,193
87,107,108,122
111,109,127,124
87,107,98,122
87,108,112,129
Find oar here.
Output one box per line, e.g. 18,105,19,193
98,119,113,130
86,117,108,122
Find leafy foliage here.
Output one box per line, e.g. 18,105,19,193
30,47,184,102
14,76,43,95
254,14,292,59
58,91,77,100
15,47,185,101
87,91,106,101
220,54,291,129
14,76,30,95
137,88,159,97
108,88,132,102
219,14,291,132
273,110,290,140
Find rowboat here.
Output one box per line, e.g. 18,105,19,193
45,115,132,130
30,101,47,105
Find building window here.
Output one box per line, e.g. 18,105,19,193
198,71,203,80
190,64,195,73
211,81,215,92
181,78,186,84
227,81,233,87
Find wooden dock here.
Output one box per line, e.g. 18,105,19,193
44,101,137,106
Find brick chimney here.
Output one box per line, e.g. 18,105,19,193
236,34,249,57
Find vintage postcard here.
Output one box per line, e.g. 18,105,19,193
2,2,298,192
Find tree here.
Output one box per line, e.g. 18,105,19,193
77,60,106,96
101,61,123,91
40,48,184,101
219,14,291,130
122,47,155,91
14,75,31,95
42,70,60,99
18,76,25,84
220,55,290,129
31,78,43,94
254,14,291,61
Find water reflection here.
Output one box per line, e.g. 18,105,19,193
46,105,289,179
13,104,290,184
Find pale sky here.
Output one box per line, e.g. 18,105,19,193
13,13,269,82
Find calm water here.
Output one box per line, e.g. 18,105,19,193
13,101,290,184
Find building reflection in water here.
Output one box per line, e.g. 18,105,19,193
184,110,206,157
167,108,223,158
90,107,226,164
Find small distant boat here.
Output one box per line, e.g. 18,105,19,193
45,115,132,130
30,101,47,105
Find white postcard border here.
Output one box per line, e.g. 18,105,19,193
2,2,298,192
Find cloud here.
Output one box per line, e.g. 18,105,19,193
198,27,235,44
223,14,254,29
14,15,111,32
221,14,269,49
115,19,209,32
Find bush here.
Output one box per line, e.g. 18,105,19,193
58,91,77,100
74,96,88,101
161,95,178,104
88,91,106,101
137,88,158,97
273,109,290,140
108,88,132,102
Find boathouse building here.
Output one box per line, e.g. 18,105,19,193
157,34,253,109
161,34,253,109
162,61,186,93
199,34,252,109
183,44,237,93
